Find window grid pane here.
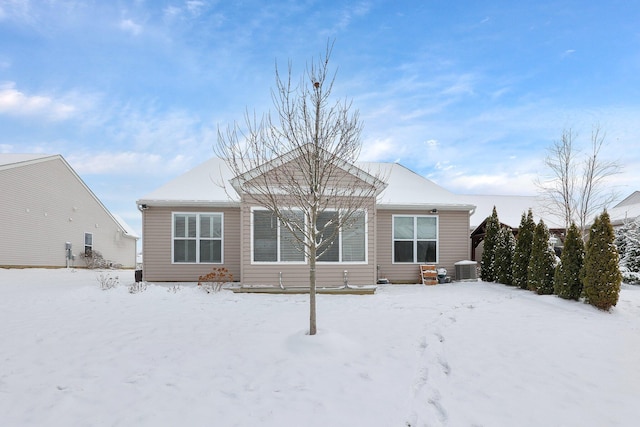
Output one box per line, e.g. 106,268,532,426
280,212,305,262
342,212,365,262
394,217,414,239
417,217,437,239
254,210,278,262
317,211,339,262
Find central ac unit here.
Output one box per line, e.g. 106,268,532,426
455,261,477,281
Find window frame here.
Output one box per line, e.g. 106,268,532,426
84,232,93,256
171,212,224,264
392,214,439,264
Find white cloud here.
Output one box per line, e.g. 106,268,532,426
120,18,142,35
443,171,539,196
360,138,402,162
0,0,33,23
426,139,438,147
67,151,193,176
0,82,76,120
186,0,206,16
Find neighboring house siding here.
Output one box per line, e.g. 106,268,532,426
0,157,136,268
240,202,378,287
376,209,470,283
141,206,241,281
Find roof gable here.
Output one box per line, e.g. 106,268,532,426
1,153,138,238
230,145,387,197
615,191,640,207
609,191,640,225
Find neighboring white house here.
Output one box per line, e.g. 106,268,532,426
608,191,640,227
0,154,138,268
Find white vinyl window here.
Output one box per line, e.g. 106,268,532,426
173,213,223,263
393,215,438,263
84,232,93,256
252,209,367,264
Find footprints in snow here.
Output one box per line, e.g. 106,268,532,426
409,312,457,425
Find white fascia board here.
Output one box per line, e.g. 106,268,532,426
136,199,240,208
377,203,476,212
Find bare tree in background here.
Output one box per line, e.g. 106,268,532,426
216,43,386,335
537,125,621,237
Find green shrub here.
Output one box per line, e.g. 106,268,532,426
513,209,535,289
554,223,584,300
528,220,555,295
495,227,515,286
481,206,500,282
582,211,622,310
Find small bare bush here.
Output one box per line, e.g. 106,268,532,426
82,250,105,269
97,273,119,290
168,284,182,293
198,267,233,293
128,281,147,294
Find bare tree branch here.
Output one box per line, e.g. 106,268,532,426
215,42,386,335
536,124,622,238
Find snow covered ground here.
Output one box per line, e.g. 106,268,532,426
1,268,639,427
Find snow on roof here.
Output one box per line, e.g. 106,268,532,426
137,157,239,206
139,158,476,211
462,194,565,230
615,191,640,207
361,162,474,210
112,213,140,239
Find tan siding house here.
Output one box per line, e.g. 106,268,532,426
0,154,138,268
137,154,476,284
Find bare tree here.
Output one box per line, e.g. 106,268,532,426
216,43,386,335
537,125,621,237
538,128,577,232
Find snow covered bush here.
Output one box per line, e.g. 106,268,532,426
527,220,555,295
582,211,622,310
513,209,535,290
198,267,233,293
97,273,119,290
128,281,147,294
82,250,107,269
615,217,640,283
554,223,585,300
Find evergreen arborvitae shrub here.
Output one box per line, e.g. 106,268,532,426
527,220,555,294
480,206,501,282
495,226,515,286
513,209,535,289
554,223,584,300
582,211,622,310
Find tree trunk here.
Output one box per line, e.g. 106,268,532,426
309,253,317,335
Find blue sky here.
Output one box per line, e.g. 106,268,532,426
1,0,639,237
